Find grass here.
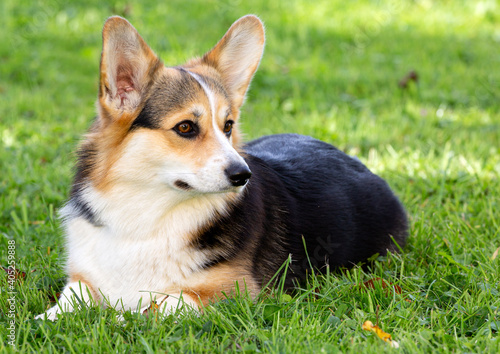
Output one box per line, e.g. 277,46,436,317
1,0,499,352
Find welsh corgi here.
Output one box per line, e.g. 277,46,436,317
36,15,408,320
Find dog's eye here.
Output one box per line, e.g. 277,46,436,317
224,120,234,136
178,123,192,133
173,121,197,138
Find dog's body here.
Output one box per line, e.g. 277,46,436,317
36,15,407,320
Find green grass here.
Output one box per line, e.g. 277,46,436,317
1,0,500,352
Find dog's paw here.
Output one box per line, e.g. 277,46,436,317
35,307,59,321
115,313,126,322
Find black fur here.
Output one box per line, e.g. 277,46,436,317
192,156,291,277
69,138,102,226
130,67,202,131
130,102,161,130
69,187,102,227
195,134,408,286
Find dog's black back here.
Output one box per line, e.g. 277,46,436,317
194,134,408,286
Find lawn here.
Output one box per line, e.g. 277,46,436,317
1,0,500,352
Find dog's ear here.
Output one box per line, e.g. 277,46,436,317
202,15,265,109
98,16,162,118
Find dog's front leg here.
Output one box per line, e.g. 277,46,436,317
35,280,97,321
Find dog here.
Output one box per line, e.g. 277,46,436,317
36,15,408,320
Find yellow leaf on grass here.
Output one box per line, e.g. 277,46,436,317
362,320,399,348
142,301,160,317
142,295,169,319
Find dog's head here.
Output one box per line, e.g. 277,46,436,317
80,15,265,196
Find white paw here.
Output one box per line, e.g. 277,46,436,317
35,307,59,321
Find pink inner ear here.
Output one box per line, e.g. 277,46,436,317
116,66,135,106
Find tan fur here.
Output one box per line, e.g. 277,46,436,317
168,260,260,307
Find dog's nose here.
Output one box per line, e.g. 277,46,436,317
225,163,252,187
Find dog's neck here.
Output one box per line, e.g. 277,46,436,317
61,182,236,243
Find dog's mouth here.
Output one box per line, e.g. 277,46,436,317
174,180,193,191
173,179,249,193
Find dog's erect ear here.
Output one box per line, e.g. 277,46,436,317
202,15,265,108
99,16,162,116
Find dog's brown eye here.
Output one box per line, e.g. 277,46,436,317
174,121,197,138
179,123,191,133
224,120,234,136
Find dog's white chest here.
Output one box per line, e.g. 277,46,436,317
65,217,204,309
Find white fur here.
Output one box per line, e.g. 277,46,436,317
66,184,229,305
185,70,249,191
36,182,231,320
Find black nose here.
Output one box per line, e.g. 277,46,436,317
225,163,252,187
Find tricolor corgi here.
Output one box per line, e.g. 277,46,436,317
36,15,408,320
